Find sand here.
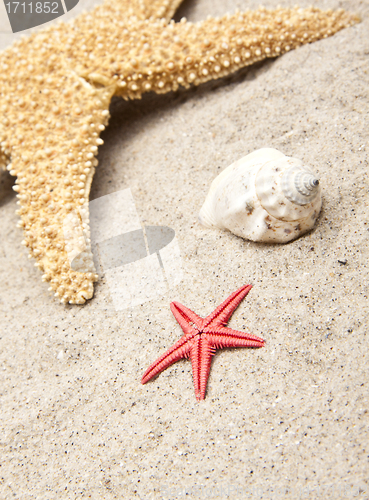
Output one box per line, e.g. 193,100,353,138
0,0,368,498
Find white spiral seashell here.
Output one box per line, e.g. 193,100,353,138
198,148,322,243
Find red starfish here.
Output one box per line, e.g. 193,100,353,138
141,285,264,400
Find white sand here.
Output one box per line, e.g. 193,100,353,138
0,0,368,498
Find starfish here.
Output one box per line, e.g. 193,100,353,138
142,284,264,400
0,1,359,304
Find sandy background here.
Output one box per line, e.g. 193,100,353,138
0,0,368,498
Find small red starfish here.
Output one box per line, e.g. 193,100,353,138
141,285,264,400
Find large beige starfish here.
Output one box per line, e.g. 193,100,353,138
0,0,359,304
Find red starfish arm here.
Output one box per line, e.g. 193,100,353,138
205,328,264,349
204,326,264,346
189,337,215,401
203,285,253,328
170,301,204,333
141,335,192,384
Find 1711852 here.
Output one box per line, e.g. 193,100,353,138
5,2,60,13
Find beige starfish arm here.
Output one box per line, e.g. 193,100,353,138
63,5,359,97
0,38,114,303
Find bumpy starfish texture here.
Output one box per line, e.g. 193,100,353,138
142,285,264,400
0,1,359,304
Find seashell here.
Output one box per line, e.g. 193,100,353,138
198,148,322,243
